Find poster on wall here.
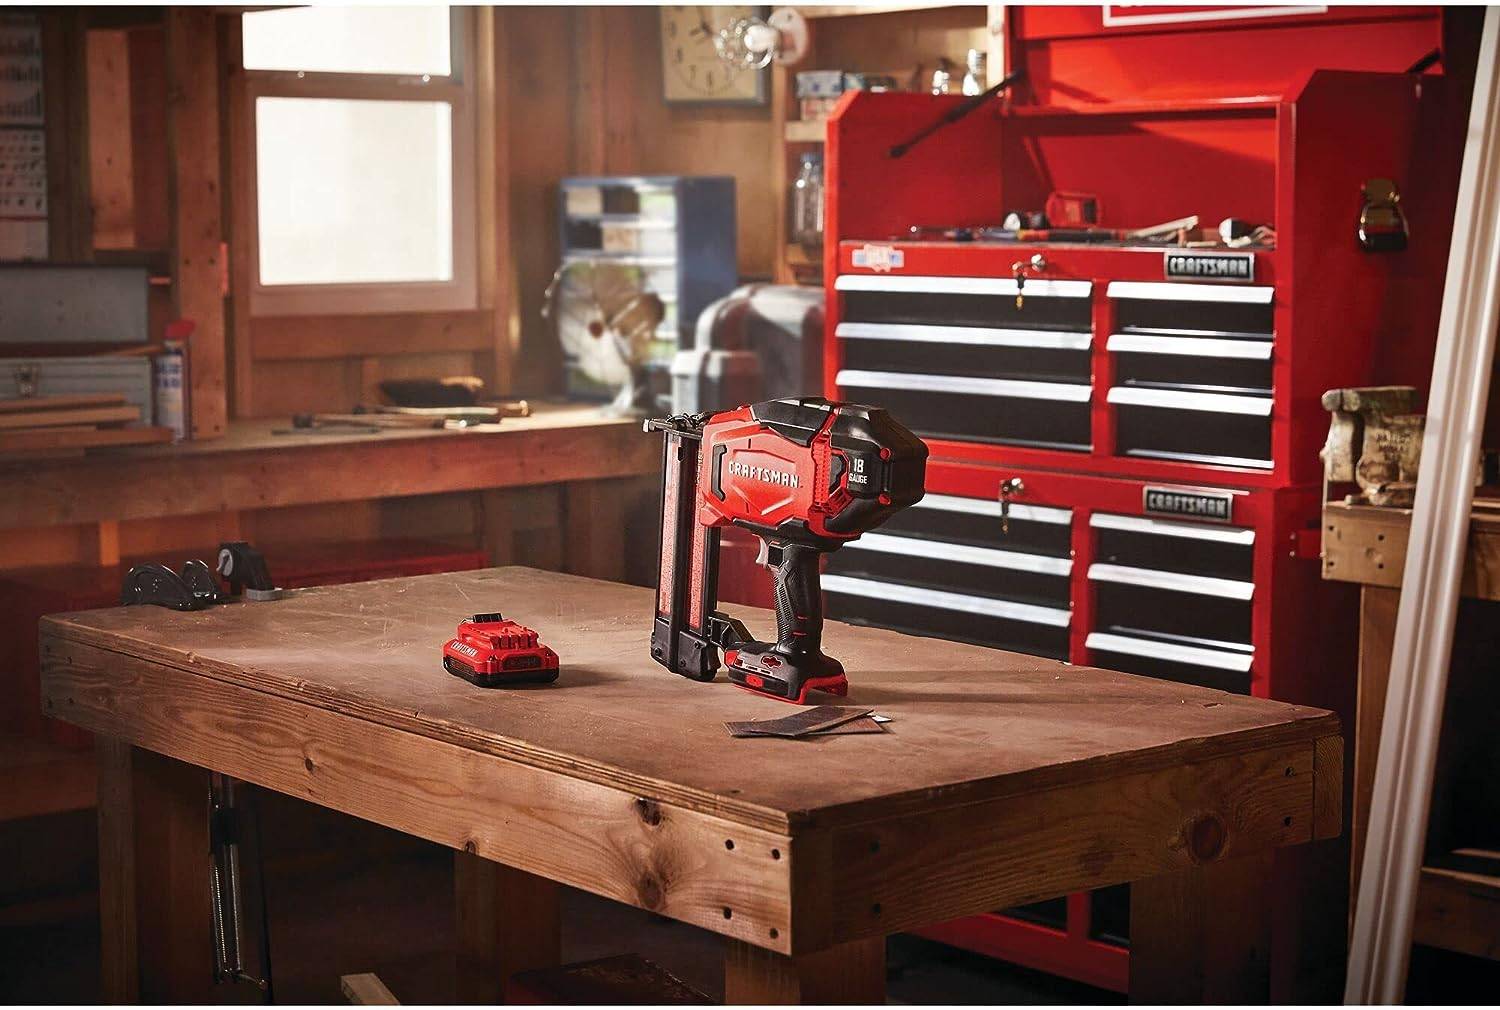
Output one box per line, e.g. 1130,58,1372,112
1101,5,1328,28
0,12,46,261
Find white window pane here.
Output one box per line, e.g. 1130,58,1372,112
256,97,453,287
242,6,451,76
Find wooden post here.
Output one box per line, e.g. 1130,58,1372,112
1352,585,1399,905
723,937,886,1005
454,852,561,1004
96,740,217,1003
1130,851,1274,1004
165,8,229,440
563,480,626,581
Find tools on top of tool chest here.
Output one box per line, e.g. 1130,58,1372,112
646,396,926,704
442,612,560,687
121,541,282,610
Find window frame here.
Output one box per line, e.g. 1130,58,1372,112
241,6,477,317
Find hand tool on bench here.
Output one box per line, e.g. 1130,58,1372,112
646,396,927,704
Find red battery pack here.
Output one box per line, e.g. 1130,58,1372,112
443,612,559,687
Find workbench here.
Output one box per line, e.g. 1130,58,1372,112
1322,500,1500,962
40,568,1343,1003
0,404,655,533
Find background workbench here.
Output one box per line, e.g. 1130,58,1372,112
41,567,1343,1003
1322,500,1500,964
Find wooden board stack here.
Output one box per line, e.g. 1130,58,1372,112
0,394,173,459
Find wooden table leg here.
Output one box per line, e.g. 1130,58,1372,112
454,851,561,1003
96,738,216,1003
724,937,886,1005
1130,851,1273,1004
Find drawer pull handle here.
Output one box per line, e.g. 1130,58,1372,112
838,369,1092,403
1107,386,1272,416
1107,333,1272,361
1088,563,1254,601
915,493,1072,526
837,322,1092,351
836,274,1093,298
822,574,1071,628
843,531,1072,576
1106,281,1273,305
1090,512,1255,545
1086,631,1253,672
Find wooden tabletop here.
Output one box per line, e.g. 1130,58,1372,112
41,567,1342,958
0,403,656,530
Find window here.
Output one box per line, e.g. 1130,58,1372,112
241,6,476,315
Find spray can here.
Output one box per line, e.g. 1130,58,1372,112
155,319,195,442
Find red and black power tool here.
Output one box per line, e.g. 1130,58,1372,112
443,613,560,687
646,397,927,703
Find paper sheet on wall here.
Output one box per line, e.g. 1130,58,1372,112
0,13,46,261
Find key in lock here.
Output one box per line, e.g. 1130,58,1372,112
998,477,1024,534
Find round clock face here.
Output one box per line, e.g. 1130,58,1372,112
661,5,759,102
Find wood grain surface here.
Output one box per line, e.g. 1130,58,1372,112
42,567,1337,832
0,406,656,531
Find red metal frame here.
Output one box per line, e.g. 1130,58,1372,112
817,6,1472,988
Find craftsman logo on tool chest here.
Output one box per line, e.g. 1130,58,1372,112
1143,487,1235,523
728,460,801,489
1163,251,1255,283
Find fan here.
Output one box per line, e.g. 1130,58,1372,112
543,260,665,415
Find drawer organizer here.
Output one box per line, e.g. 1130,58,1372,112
833,274,1093,450
825,491,1073,659
1105,281,1275,469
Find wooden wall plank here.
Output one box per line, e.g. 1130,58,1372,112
249,311,494,362
165,8,228,439
86,29,136,249
41,10,93,261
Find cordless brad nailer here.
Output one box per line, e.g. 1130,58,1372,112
646,397,927,703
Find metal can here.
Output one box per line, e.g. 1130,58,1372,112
155,339,188,442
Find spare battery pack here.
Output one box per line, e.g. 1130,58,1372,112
442,612,560,687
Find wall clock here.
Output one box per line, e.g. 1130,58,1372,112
659,6,769,106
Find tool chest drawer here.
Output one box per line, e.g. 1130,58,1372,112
836,370,1091,450
1086,512,1256,694
836,273,1093,331
834,273,1093,451
825,491,1073,659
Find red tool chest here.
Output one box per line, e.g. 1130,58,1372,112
818,5,1474,991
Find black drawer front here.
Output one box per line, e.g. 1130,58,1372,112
841,332,1091,384
828,543,1071,610
1113,400,1270,467
882,496,1072,557
1087,643,1252,695
825,583,1070,661
842,290,1091,331
1112,297,1273,337
1092,580,1251,647
1092,521,1254,583
1112,350,1271,395
839,376,1091,451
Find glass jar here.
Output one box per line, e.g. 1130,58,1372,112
791,151,824,258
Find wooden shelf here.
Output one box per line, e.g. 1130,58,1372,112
1414,861,1500,961
0,732,96,822
784,120,827,143
801,3,974,18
